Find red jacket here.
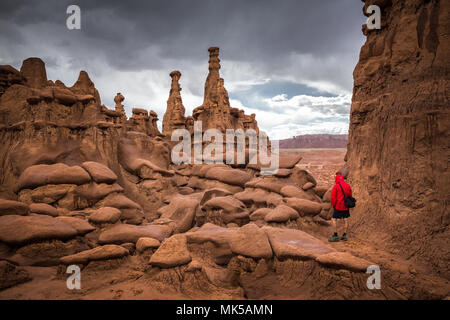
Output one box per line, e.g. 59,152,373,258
331,174,352,211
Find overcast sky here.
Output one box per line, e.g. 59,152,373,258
0,0,366,140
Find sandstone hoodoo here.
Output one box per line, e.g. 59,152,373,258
162,70,186,136
162,47,260,137
0,1,448,299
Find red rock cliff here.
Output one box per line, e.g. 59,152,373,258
347,0,449,274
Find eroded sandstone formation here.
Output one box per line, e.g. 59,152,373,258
162,70,186,136
163,47,260,137
114,92,126,121
346,0,449,275
0,34,448,298
0,54,383,298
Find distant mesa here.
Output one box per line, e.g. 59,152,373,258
277,134,348,149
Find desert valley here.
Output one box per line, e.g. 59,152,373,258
0,0,448,300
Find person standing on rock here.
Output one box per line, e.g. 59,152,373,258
329,173,353,242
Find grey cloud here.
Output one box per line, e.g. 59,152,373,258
1,0,365,70
0,0,366,138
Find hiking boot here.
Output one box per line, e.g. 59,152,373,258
340,233,348,241
328,233,340,242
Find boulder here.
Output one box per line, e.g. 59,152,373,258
322,187,333,202
201,196,249,225
29,203,58,217
136,237,161,252
279,185,314,201
178,186,194,195
149,234,191,268
0,215,78,245
186,223,235,245
88,207,121,224
200,188,232,205
98,224,171,244
315,252,373,272
302,182,315,191
229,224,273,259
173,174,188,187
119,208,144,225
156,195,199,233
202,196,246,214
74,183,123,202
81,161,118,184
185,223,235,264
60,245,129,265
290,168,317,188
102,193,142,210
137,161,174,178
121,242,135,254
16,163,91,191
278,153,303,169
284,198,322,216
0,199,29,216
245,178,285,194
204,167,251,187
249,208,272,221
202,179,244,194
56,216,96,235
234,188,283,207
28,184,73,204
264,204,299,223
273,169,292,178
315,186,329,198
263,226,335,260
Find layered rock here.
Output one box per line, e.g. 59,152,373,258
114,92,126,120
0,57,170,211
162,70,186,136
1,37,447,299
0,65,25,98
20,57,48,89
129,108,161,136
346,0,450,272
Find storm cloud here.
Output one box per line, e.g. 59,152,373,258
0,0,366,139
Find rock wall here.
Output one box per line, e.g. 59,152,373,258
347,0,449,276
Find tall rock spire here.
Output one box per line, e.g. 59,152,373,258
161,46,260,136
203,46,221,105
114,92,127,121
162,70,186,136
193,47,232,131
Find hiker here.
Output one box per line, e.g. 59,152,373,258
329,173,353,242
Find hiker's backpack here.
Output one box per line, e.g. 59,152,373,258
338,183,356,208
